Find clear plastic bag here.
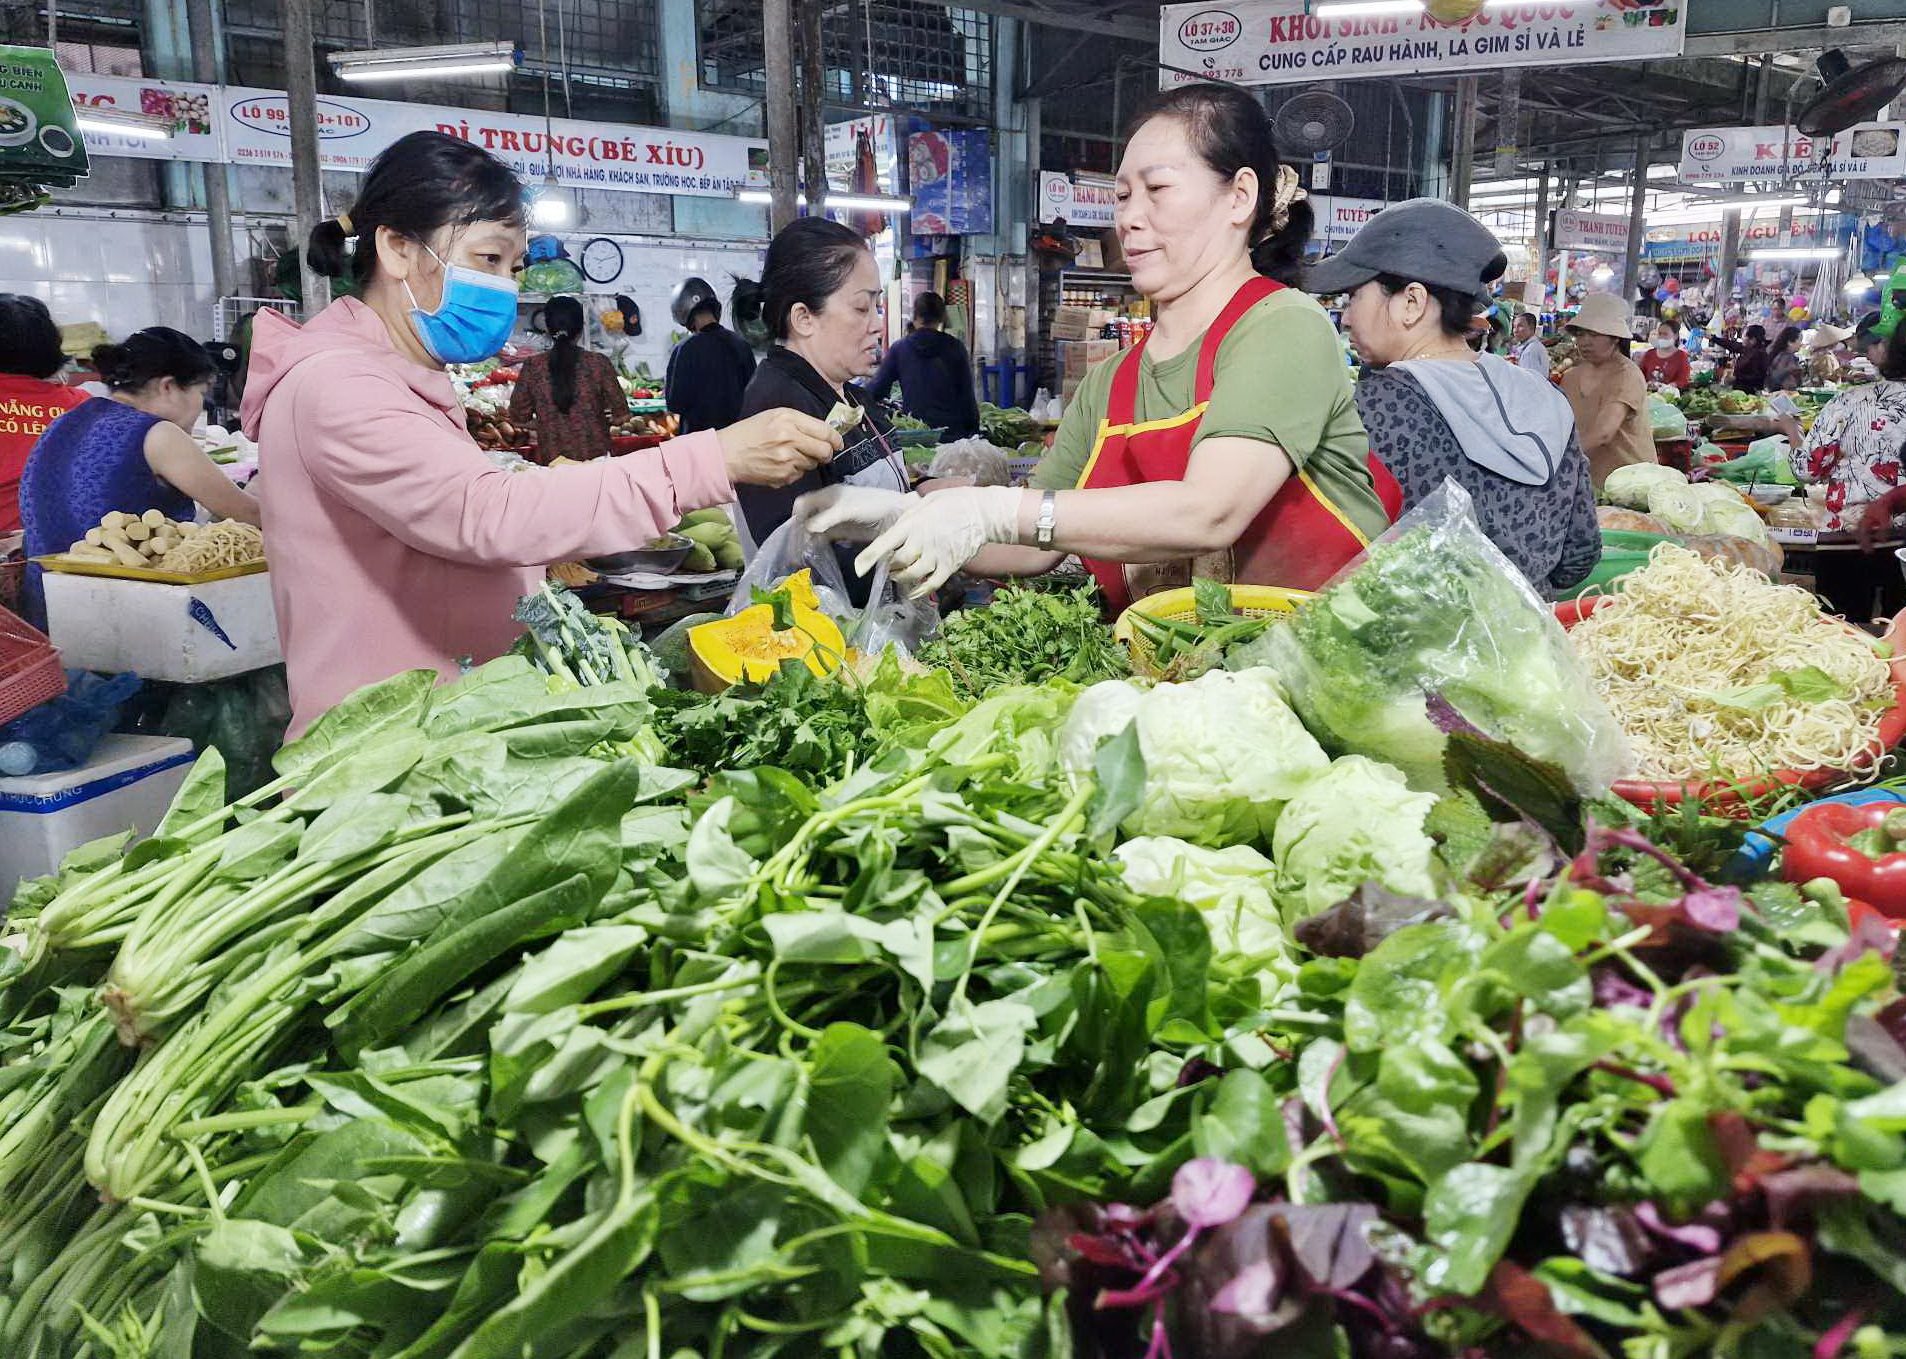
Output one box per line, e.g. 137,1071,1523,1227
727,522,940,661
924,439,1012,486
1250,479,1629,796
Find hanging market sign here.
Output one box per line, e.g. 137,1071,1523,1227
0,46,88,189
825,115,900,195
1554,208,1630,253
66,73,220,162
910,126,991,236
1314,195,1386,247
1641,213,1847,263
220,86,765,198
1157,0,1685,88
1677,122,1906,182
1038,172,1115,228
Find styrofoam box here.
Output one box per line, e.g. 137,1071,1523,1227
0,734,196,906
44,570,282,682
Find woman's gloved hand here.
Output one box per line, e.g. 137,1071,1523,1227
855,486,1024,596
793,485,917,542
717,408,841,487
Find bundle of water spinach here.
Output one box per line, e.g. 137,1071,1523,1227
0,644,1248,1357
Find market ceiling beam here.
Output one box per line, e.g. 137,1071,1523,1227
946,0,1155,43
1683,22,1906,58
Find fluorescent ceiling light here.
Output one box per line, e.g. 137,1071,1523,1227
736,190,911,212
1312,0,1422,15
1712,195,1812,212
530,192,571,228
1748,247,1841,261
331,41,519,82
74,107,174,139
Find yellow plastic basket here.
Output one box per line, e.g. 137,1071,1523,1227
1113,584,1312,675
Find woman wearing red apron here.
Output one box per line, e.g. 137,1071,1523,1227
799,82,1399,606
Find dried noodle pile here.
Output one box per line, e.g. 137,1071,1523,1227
1570,544,1894,781
154,520,264,574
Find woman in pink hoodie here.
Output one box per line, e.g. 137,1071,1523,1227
243,133,838,737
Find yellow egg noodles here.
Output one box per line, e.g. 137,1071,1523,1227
1570,544,1893,782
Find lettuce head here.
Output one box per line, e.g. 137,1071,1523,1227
1114,837,1293,986
1272,756,1440,921
1060,669,1328,847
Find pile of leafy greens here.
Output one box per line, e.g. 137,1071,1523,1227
918,583,1130,698
1036,814,1906,1359
2,572,1903,1359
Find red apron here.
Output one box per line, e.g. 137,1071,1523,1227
1074,276,1402,613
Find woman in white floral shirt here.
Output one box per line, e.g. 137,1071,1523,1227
1792,319,1906,534
1790,317,1906,619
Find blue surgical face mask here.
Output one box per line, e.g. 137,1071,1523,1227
404,243,518,365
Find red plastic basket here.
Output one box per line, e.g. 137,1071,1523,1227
0,604,65,727
1558,595,1906,818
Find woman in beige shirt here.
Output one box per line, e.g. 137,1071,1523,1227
1561,294,1656,486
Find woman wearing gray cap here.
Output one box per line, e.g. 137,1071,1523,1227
792,81,1401,605
1304,198,1600,599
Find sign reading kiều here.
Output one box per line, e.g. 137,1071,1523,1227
1158,0,1686,88
1678,123,1906,183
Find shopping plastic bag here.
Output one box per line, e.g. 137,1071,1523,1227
1247,479,1629,797
1648,395,1689,440
0,670,141,775
728,522,940,662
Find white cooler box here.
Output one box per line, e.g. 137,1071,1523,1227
0,734,197,905
44,570,281,683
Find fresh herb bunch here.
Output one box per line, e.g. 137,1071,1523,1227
651,663,873,783
920,583,1129,698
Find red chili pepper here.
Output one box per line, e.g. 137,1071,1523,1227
1782,802,1906,917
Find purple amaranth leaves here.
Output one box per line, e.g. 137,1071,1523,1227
1173,1158,1256,1230
1635,1201,1723,1255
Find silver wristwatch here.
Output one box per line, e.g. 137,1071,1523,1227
1035,490,1058,549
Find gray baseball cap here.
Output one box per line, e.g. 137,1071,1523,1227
1305,198,1508,305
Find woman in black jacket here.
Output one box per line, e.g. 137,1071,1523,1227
735,218,907,603
864,292,981,438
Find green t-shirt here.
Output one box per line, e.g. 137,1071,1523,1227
1032,288,1389,543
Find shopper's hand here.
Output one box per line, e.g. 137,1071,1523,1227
1858,486,1906,552
856,486,1024,596
717,409,840,488
794,485,917,543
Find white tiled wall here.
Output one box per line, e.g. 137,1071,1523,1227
0,214,245,341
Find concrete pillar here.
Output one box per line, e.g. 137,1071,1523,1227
185,0,236,305
283,0,328,320
1451,76,1480,208
1531,164,1551,313
1623,135,1648,314
763,0,799,232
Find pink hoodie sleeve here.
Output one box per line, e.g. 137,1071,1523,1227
289,361,734,568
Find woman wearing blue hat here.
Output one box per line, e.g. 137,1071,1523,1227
1306,198,1601,600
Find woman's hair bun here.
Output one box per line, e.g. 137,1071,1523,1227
305,217,352,279
90,340,131,386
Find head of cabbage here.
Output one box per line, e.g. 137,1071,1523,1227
1686,483,1770,545
1114,837,1293,987
1605,463,1688,511
1059,669,1328,846
1272,756,1440,922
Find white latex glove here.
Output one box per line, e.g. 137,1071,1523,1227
855,486,1024,596
792,485,917,543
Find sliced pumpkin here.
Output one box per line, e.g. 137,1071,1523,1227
688,570,845,692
